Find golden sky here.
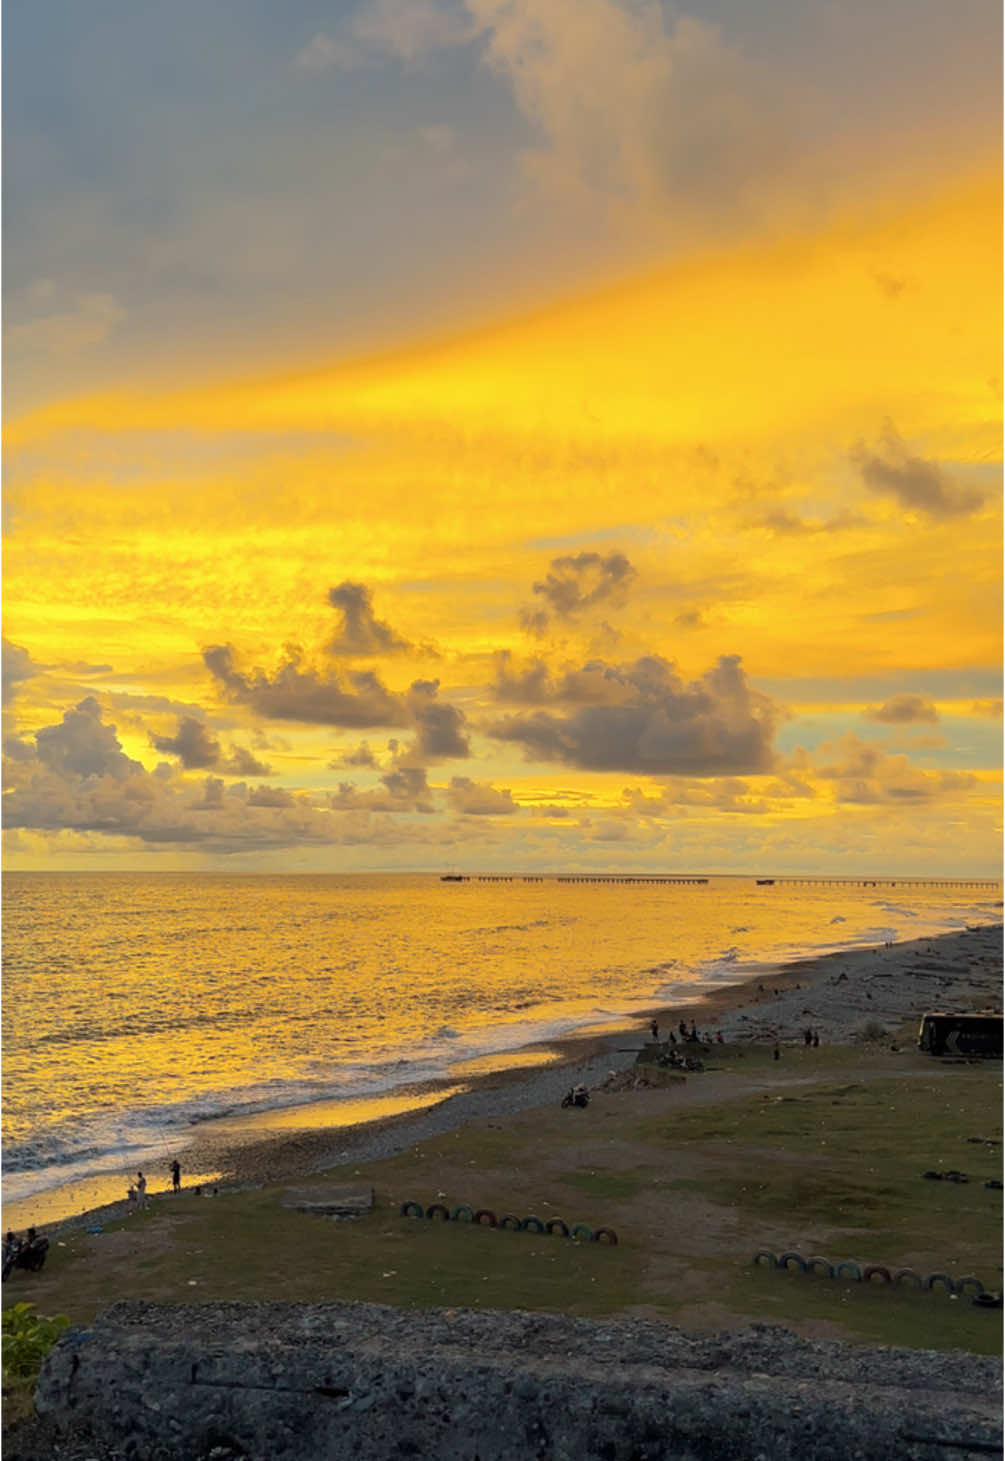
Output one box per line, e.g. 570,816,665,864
3,0,1001,873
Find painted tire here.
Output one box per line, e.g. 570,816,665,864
400,1201,424,1218
426,1203,450,1221
984,1179,1003,1190
753,1249,777,1269
499,1214,523,1231
863,1265,892,1285
921,1171,943,1181
955,1275,985,1297
473,1209,497,1227
777,1251,807,1273
972,1292,1003,1308
807,1256,835,1279
893,1268,923,1288
570,1224,595,1242
835,1261,862,1282
925,1273,956,1293
451,1205,475,1223
545,1219,570,1238
520,1216,546,1234
594,1227,619,1246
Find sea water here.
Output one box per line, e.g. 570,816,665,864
2,872,999,1212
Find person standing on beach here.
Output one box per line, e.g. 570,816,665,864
136,1171,147,1211
650,1019,659,1041
170,1159,181,1192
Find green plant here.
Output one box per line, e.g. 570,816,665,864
2,1303,70,1383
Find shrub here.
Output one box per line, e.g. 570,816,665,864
2,1303,70,1384
858,1021,889,1043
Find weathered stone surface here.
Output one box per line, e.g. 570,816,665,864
35,1301,1002,1461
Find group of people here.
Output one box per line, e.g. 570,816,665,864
126,1160,182,1212
649,1019,724,1046
2,1226,49,1278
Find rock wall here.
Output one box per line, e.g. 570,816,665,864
35,1301,1002,1461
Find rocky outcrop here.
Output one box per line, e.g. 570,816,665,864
35,1301,1002,1461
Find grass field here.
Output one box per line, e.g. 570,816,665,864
4,1040,1001,1361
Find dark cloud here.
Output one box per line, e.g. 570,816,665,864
328,581,412,657
3,639,42,705
330,741,379,769
3,699,451,851
492,652,554,704
492,652,662,708
150,716,221,769
406,679,470,760
488,654,778,775
149,716,273,776
445,777,518,815
758,510,861,536
34,697,142,780
221,745,273,777
3,736,37,762
521,551,636,636
203,643,409,728
329,766,434,813
246,785,294,807
851,423,983,518
864,694,939,725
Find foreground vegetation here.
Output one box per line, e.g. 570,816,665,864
4,1038,1001,1365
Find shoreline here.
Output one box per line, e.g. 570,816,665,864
10,921,1000,1237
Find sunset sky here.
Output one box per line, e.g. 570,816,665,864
3,0,1002,874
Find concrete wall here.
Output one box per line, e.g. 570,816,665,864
36,1301,1002,1461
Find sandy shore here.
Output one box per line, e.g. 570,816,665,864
20,921,999,1237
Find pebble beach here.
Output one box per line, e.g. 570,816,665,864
30,921,1001,1236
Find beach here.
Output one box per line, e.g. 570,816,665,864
19,920,1001,1236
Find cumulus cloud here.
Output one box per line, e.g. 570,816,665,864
34,697,142,780
333,741,380,769
851,423,984,518
3,640,42,705
203,643,409,728
3,699,444,852
149,715,273,775
863,694,940,725
150,716,221,769
329,765,435,812
406,679,471,760
221,745,273,777
445,776,518,814
521,551,635,635
327,581,412,657
492,650,655,707
812,734,977,804
488,653,778,774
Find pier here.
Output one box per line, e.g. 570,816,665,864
461,875,999,888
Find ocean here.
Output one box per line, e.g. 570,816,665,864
2,872,1000,1218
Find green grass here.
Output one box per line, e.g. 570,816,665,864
675,1259,1003,1356
9,1048,1001,1358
